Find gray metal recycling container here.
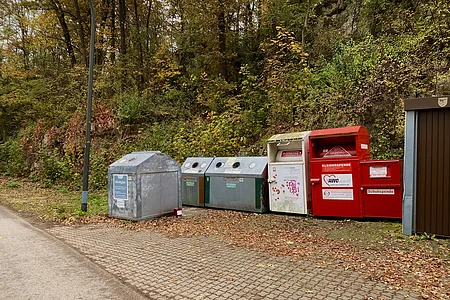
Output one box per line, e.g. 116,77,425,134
108,151,181,221
181,157,214,207
205,157,268,213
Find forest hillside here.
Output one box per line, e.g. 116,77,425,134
1,0,449,188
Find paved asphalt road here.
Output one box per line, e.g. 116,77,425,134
0,205,148,300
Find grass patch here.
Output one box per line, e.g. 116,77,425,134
0,176,108,222
7,180,19,188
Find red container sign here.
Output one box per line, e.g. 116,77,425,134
309,126,370,218
360,160,403,219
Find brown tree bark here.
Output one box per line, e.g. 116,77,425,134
133,0,143,67
119,0,126,55
302,0,310,52
218,0,228,80
97,0,110,65
110,0,116,63
145,0,153,53
133,0,144,85
50,0,77,67
73,0,87,66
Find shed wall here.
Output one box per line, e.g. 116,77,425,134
416,109,450,237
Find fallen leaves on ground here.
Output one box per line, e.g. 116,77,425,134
0,177,448,299
78,210,450,299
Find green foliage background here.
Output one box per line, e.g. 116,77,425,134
1,0,449,188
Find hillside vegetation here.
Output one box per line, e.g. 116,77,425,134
0,0,449,188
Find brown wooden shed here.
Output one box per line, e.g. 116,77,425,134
403,96,450,237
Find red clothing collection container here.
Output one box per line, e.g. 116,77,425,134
309,126,370,218
307,126,403,219
360,160,403,219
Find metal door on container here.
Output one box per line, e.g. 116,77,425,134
182,175,204,206
140,172,179,218
310,160,362,218
208,176,256,211
360,161,402,219
269,163,306,214
416,108,450,237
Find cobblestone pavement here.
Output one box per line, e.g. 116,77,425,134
47,222,420,300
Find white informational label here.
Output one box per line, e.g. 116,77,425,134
116,199,126,209
369,166,388,178
184,169,201,173
322,189,354,200
224,169,242,174
322,174,353,187
361,143,368,149
367,189,395,195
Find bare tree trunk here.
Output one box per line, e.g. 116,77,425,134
256,0,262,42
110,0,116,63
218,0,228,80
17,14,30,70
145,0,153,53
133,0,143,71
73,0,87,66
302,0,310,52
97,0,110,65
50,0,77,67
119,0,126,56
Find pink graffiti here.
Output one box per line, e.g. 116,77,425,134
286,180,300,195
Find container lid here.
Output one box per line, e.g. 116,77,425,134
181,157,214,175
267,131,311,142
205,157,268,177
108,151,180,174
309,126,367,138
110,152,159,168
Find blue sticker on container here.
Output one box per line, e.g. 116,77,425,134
113,174,128,200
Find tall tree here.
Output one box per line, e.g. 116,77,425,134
73,0,87,66
145,0,153,54
50,0,76,67
97,0,110,65
110,0,116,63
133,0,144,71
218,0,228,80
118,0,126,55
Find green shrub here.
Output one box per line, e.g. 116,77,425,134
0,139,28,176
39,149,71,184
89,151,109,190
116,93,152,124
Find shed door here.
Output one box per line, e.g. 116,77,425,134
416,109,450,237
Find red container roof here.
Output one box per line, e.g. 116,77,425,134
309,126,368,138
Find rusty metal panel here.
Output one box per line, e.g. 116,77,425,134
416,109,450,237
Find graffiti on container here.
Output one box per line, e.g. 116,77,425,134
286,180,300,196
